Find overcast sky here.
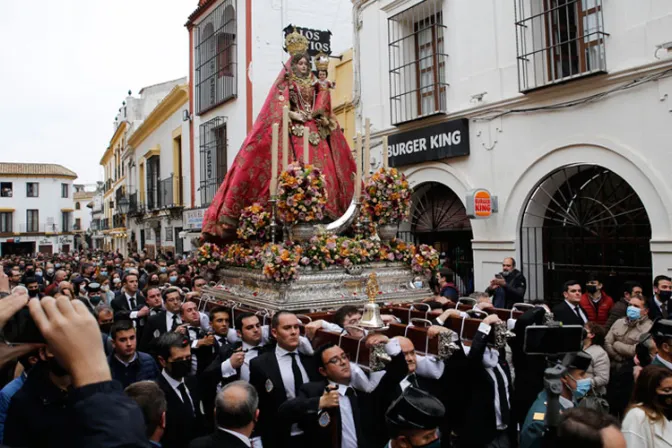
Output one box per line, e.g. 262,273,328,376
0,0,193,185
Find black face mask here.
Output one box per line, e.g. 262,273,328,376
47,357,69,377
89,295,102,306
586,285,598,294
656,393,672,420
167,359,191,379
28,290,39,298
99,323,113,334
660,291,672,301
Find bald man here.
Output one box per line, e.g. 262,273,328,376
486,257,526,309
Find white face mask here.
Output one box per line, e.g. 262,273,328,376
101,285,109,292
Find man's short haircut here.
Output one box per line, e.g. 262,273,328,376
235,312,257,330
314,342,337,369
122,272,139,284
146,286,161,297
438,268,454,282
631,294,650,309
209,306,230,322
504,257,516,267
623,280,643,296
271,310,295,329
161,286,182,302
110,320,135,340
124,381,167,438
192,275,205,288
215,381,259,429
24,277,38,285
586,272,600,283
563,280,581,293
654,275,672,288
94,304,113,319
155,332,189,361
557,407,620,448
333,305,360,328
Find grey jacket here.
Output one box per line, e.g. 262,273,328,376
584,344,610,395
605,316,653,364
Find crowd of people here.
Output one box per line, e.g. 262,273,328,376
0,251,669,447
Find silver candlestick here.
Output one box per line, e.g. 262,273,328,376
269,196,278,244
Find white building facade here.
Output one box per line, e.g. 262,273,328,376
182,0,353,251
0,163,77,255
355,0,672,300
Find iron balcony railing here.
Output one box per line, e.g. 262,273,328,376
113,214,126,228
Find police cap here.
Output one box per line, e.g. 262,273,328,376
385,386,445,431
651,319,672,344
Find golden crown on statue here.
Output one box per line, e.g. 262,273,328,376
285,27,309,56
314,52,330,71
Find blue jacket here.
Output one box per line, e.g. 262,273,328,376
0,372,27,443
108,351,159,389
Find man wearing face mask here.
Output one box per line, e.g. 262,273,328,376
650,275,672,320
78,282,104,315
156,332,206,448
24,277,42,299
520,351,593,448
4,346,76,447
605,296,653,365
486,257,526,310
651,319,672,370
579,274,614,326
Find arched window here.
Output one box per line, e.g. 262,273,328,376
217,5,236,78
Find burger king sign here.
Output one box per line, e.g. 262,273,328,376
465,189,498,219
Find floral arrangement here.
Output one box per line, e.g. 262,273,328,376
197,242,221,266
262,244,302,283
411,244,440,276
277,162,327,224
220,243,266,270
303,234,380,269
378,238,413,263
237,203,271,241
362,167,412,225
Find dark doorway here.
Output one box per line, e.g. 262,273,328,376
1,242,36,256
520,165,651,302
401,182,474,295
140,229,145,252
174,227,184,255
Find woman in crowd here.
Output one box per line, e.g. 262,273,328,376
95,274,114,305
583,321,610,395
622,365,672,446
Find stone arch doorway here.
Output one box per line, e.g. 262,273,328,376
520,164,652,302
401,181,473,294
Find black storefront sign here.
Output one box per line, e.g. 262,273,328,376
388,119,470,167
283,25,332,56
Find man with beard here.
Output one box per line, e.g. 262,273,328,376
156,332,206,448
486,257,526,309
4,346,75,447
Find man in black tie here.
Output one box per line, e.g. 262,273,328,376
139,287,183,354
208,306,232,352
180,301,216,376
552,280,589,326
189,381,259,448
279,342,408,448
144,287,164,317
155,332,206,448
111,273,149,330
649,275,672,320
249,310,320,448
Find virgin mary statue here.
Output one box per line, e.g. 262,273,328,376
201,29,357,242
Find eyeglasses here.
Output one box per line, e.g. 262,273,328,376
326,352,349,365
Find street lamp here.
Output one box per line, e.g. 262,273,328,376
117,196,130,214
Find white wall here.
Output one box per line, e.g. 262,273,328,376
0,176,74,232
356,0,672,295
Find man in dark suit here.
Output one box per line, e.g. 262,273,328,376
453,313,516,448
249,310,320,448
552,280,588,326
189,380,259,448
124,380,167,448
139,287,183,354
111,272,149,330
180,300,216,376
155,332,206,448
649,275,672,321
278,341,408,448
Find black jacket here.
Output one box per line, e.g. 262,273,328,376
139,310,169,354
189,428,249,448
108,351,160,389
249,349,320,448
453,329,516,447
4,363,74,448
648,295,669,321
157,372,206,448
111,291,147,322
278,353,408,448
552,301,586,326
510,306,550,427
486,269,527,309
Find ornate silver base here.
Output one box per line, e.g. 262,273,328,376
201,262,428,312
